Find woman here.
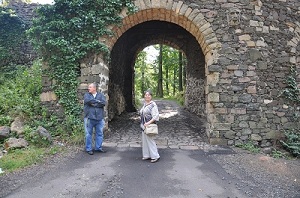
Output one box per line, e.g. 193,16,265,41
140,90,160,163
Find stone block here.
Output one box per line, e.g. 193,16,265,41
238,77,251,82
40,91,57,102
241,128,252,135
248,49,262,62
257,61,267,70
207,72,219,86
208,65,222,72
247,86,257,94
231,108,246,114
239,121,249,128
208,93,219,103
246,71,256,76
239,34,251,41
224,131,236,139
238,94,252,103
234,70,245,77
215,108,227,114
251,134,262,141
249,121,257,128
214,123,231,130
250,20,259,26
179,145,199,150
265,130,284,139
210,138,228,145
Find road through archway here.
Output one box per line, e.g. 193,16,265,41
105,100,208,149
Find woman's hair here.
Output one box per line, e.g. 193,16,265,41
144,90,152,96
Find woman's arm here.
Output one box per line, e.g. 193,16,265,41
144,103,159,126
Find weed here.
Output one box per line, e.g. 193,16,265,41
236,141,261,153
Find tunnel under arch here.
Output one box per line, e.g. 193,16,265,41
108,20,206,120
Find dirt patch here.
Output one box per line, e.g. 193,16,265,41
212,147,300,198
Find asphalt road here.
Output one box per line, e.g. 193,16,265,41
4,147,249,198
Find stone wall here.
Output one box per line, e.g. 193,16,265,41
5,1,40,65
196,0,300,146
37,0,299,146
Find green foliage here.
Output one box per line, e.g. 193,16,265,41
280,130,300,157
0,115,12,126
27,0,136,125
271,149,286,159
0,145,64,173
281,66,300,103
0,6,27,67
0,61,42,119
236,141,261,153
0,146,46,172
134,45,187,101
279,66,300,157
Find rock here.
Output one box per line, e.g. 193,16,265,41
0,126,10,140
4,138,28,150
265,130,284,139
262,147,274,154
248,49,262,61
239,94,252,103
11,117,25,135
251,134,262,141
239,121,249,128
36,126,52,143
225,131,236,139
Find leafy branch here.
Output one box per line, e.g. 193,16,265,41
27,0,136,122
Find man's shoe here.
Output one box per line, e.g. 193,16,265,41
94,149,106,153
87,151,94,155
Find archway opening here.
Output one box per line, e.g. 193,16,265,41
108,20,205,121
134,45,187,103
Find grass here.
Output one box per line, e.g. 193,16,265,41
236,141,261,153
0,145,65,173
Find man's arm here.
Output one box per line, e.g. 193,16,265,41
84,93,99,106
94,93,106,108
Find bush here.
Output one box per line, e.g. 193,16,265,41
0,61,42,118
280,131,300,157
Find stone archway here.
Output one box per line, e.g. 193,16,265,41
107,1,221,129
78,0,222,142
108,20,206,119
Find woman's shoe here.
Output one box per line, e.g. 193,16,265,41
150,157,160,163
142,157,151,160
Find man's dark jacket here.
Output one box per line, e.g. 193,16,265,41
83,92,106,120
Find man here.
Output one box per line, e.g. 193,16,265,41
83,83,106,155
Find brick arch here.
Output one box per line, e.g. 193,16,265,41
103,0,221,67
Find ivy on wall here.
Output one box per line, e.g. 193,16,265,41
280,66,300,157
0,6,27,68
28,0,136,121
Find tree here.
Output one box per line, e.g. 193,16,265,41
157,44,163,98
178,51,183,92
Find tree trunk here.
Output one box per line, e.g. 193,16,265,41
178,51,183,92
183,56,186,87
165,63,169,96
157,44,163,98
173,66,176,95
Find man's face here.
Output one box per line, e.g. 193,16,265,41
88,84,96,94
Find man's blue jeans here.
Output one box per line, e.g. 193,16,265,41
84,118,105,152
